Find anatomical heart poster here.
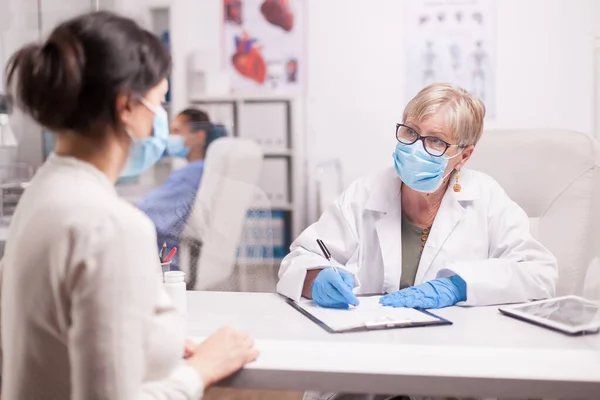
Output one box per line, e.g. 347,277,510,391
405,0,496,118
223,0,305,94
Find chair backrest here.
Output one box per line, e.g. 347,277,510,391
180,137,263,290
468,129,600,296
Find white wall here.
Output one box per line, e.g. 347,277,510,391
306,0,597,185
303,0,599,221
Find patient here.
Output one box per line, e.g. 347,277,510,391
138,108,225,270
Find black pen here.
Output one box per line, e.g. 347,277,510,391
316,239,340,275
159,242,167,262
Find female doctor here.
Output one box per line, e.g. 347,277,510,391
1,12,257,399
278,83,558,310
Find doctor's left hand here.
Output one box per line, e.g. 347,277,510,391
379,275,467,309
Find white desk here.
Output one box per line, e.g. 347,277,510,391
187,292,600,399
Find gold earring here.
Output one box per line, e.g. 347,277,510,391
453,171,461,192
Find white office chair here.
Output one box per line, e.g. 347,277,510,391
469,129,600,297
179,137,264,290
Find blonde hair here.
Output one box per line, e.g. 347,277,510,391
403,83,486,145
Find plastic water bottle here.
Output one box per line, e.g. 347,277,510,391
164,271,187,319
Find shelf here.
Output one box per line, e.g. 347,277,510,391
250,202,293,211
189,93,297,103
264,149,292,157
272,203,293,211
148,1,173,9
236,257,284,266
192,90,301,249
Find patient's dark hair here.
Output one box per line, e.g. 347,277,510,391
179,108,227,151
4,11,172,136
179,108,211,133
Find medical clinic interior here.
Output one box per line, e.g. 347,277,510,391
0,0,599,399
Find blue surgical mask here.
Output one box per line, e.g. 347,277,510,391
120,100,169,178
393,142,461,193
166,123,228,159
166,134,190,158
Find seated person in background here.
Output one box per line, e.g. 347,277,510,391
278,82,558,313
138,109,225,270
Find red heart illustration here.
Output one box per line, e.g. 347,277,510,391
261,0,294,32
232,49,267,84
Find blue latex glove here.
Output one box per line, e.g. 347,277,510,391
379,275,467,309
311,268,360,309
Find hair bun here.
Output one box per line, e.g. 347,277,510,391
5,11,171,134
5,26,85,130
43,28,85,96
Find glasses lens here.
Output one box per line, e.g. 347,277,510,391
423,137,448,157
397,125,418,144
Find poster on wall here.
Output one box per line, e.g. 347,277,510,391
223,0,304,94
405,0,496,117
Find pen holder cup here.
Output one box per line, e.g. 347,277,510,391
160,261,172,282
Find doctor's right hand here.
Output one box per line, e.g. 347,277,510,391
311,268,360,309
187,327,259,387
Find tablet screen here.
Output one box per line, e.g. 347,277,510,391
515,298,600,328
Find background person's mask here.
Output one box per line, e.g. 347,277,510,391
165,123,228,159
166,134,189,158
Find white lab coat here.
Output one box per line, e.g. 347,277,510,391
278,167,558,306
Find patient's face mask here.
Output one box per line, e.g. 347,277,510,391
166,134,190,158
120,98,169,178
393,141,462,193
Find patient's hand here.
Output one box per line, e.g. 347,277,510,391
184,338,196,359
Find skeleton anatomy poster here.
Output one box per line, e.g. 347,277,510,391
223,0,305,94
405,0,496,117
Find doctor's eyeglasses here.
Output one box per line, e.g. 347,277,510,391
396,123,463,157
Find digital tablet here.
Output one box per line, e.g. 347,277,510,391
499,295,600,335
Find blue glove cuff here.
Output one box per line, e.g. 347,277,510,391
448,274,467,302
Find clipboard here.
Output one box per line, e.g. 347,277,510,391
284,294,452,334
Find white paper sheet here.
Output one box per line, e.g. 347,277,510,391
298,296,439,331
